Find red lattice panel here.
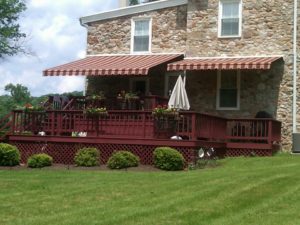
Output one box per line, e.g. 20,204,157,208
9,141,197,165
13,142,45,163
225,148,274,157
11,142,77,164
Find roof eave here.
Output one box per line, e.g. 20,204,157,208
80,0,187,26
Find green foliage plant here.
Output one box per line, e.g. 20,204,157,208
74,148,100,167
27,153,53,168
153,147,185,171
0,0,27,58
107,151,139,169
0,143,20,166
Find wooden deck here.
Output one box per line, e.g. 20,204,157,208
0,109,282,164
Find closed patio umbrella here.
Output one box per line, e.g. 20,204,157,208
168,75,190,110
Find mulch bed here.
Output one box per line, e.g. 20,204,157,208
0,164,162,172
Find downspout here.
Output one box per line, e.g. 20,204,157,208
293,0,298,133
80,18,89,96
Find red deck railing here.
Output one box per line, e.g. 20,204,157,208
0,112,13,139
176,112,227,141
10,110,227,140
226,118,281,144
10,110,281,144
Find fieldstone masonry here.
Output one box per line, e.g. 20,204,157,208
85,0,300,150
87,5,187,54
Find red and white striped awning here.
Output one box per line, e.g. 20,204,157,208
167,56,282,71
43,54,183,76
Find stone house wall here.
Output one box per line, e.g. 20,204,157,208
86,5,187,55
185,0,294,149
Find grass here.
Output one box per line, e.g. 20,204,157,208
1,153,300,225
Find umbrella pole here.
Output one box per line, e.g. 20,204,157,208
183,70,186,87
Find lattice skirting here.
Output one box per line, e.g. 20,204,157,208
225,147,279,157
9,140,278,165
10,141,199,165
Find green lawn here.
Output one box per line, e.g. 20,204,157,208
1,154,300,225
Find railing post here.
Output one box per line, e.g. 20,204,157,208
268,120,273,145
191,113,197,140
51,111,55,135
11,111,16,134
142,112,146,138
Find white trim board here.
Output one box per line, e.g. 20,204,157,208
80,0,187,25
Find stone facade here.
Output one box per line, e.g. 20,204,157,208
184,0,295,149
86,5,187,54
85,0,299,150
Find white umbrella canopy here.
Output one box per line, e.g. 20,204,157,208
168,75,190,110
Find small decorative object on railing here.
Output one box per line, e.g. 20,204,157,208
38,131,46,136
152,105,179,119
84,107,108,117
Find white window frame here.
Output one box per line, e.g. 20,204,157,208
216,70,240,110
218,0,242,38
131,17,152,54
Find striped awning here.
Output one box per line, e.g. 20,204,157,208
167,56,282,71
43,54,183,76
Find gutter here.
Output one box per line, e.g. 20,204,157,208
79,18,88,28
293,0,298,133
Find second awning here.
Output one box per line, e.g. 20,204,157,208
167,56,283,71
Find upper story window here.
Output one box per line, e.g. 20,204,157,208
218,0,242,38
131,18,152,53
217,70,240,110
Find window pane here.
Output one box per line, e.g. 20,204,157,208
221,18,239,36
222,2,239,18
219,89,237,108
135,20,149,36
221,71,237,89
134,36,149,52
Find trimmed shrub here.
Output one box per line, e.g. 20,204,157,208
153,147,185,171
107,151,139,169
27,153,53,168
0,143,20,166
74,147,99,167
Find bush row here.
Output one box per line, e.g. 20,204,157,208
0,143,186,170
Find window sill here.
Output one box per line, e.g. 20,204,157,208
131,51,151,55
218,35,241,39
216,107,240,111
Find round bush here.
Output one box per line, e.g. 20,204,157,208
27,153,53,168
0,143,20,166
107,151,139,169
74,147,100,167
153,147,185,171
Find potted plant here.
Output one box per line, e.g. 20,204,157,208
86,91,106,101
84,107,108,117
152,105,179,138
